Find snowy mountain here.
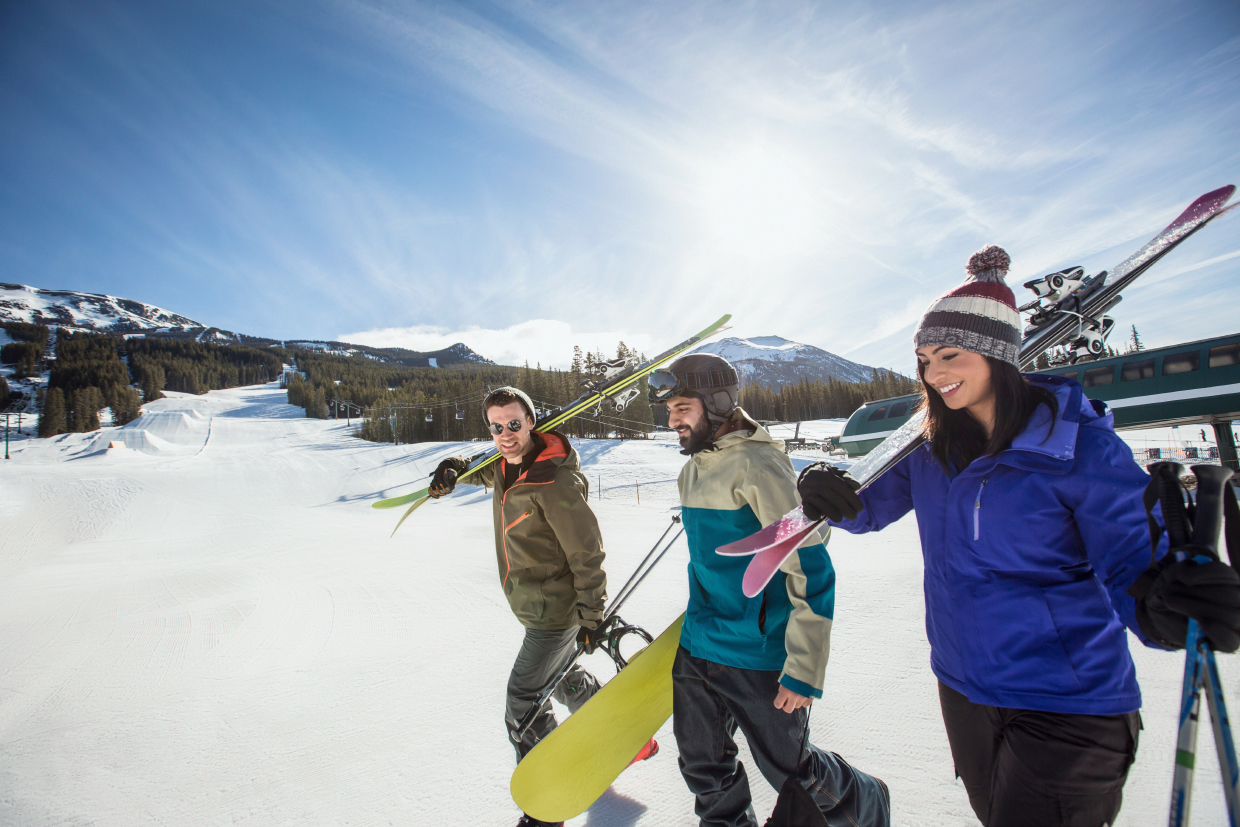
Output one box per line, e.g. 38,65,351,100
289,340,493,367
0,283,205,334
0,283,493,366
691,335,890,388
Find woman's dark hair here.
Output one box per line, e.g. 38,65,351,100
918,356,1058,471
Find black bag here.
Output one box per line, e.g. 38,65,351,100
765,772,830,827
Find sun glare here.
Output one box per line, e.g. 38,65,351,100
694,143,825,262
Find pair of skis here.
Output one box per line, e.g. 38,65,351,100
371,314,731,534
719,185,1238,597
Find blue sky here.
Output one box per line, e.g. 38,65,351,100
1,1,1237,373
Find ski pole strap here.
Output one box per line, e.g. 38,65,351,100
795,708,811,775
1226,481,1240,575
1143,463,1191,564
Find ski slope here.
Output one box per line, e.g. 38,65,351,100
0,383,1233,826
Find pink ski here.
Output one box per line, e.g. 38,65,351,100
739,522,822,597
716,506,818,556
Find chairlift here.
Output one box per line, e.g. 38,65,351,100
455,408,465,421
425,410,433,423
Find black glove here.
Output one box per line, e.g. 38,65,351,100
797,463,863,524
428,458,460,499
576,616,614,655
1131,556,1240,653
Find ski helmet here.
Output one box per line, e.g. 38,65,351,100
648,353,740,425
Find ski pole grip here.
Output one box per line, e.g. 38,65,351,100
1190,464,1235,559
1151,462,1191,549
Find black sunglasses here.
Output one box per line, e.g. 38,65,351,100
487,419,527,435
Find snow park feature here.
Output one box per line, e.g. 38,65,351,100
0,379,1235,824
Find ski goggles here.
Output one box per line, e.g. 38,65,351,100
647,369,684,404
647,366,739,404
486,419,527,435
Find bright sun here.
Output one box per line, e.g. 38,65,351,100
693,142,825,262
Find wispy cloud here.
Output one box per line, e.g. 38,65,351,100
2,1,1236,372
338,319,659,369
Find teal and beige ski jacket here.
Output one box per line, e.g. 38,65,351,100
677,408,835,699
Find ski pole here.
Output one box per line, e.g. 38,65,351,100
1167,464,1240,826
603,513,682,624
513,514,683,737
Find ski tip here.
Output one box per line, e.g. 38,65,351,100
1170,185,1235,229
373,485,431,509
694,314,732,338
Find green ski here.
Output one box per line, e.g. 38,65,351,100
373,314,732,533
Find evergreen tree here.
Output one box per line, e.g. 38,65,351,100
1127,325,1144,353
1035,351,1050,370
72,386,103,432
40,387,66,437
111,387,143,426
0,375,8,407
308,385,329,419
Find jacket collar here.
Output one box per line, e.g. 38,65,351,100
502,430,573,486
969,373,1109,475
692,407,780,463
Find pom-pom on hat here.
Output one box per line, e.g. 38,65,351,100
914,244,1021,367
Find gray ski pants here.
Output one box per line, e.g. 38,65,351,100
505,626,600,761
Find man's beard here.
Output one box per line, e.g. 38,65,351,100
678,416,715,456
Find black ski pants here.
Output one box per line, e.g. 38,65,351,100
673,647,891,827
938,681,1141,827
505,626,599,761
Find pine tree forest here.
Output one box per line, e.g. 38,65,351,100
36,331,287,438
307,342,658,444
737,370,921,423
27,328,920,445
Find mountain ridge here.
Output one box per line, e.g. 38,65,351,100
0,283,492,368
691,334,898,388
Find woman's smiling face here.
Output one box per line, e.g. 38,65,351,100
916,345,995,416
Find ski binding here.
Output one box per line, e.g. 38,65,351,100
609,387,641,412
1020,266,1086,308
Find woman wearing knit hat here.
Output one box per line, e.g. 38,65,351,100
795,246,1240,826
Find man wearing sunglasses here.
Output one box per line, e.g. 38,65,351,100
429,386,652,827
649,355,890,827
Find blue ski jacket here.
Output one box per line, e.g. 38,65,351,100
835,374,1163,715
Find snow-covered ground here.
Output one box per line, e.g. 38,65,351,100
0,384,1233,825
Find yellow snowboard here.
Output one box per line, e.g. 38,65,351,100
510,614,684,822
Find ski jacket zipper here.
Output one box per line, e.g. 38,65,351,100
499,477,553,587
973,478,988,541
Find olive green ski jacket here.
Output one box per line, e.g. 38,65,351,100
449,431,607,631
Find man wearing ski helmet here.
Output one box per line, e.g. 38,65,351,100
428,386,655,827
649,354,890,827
